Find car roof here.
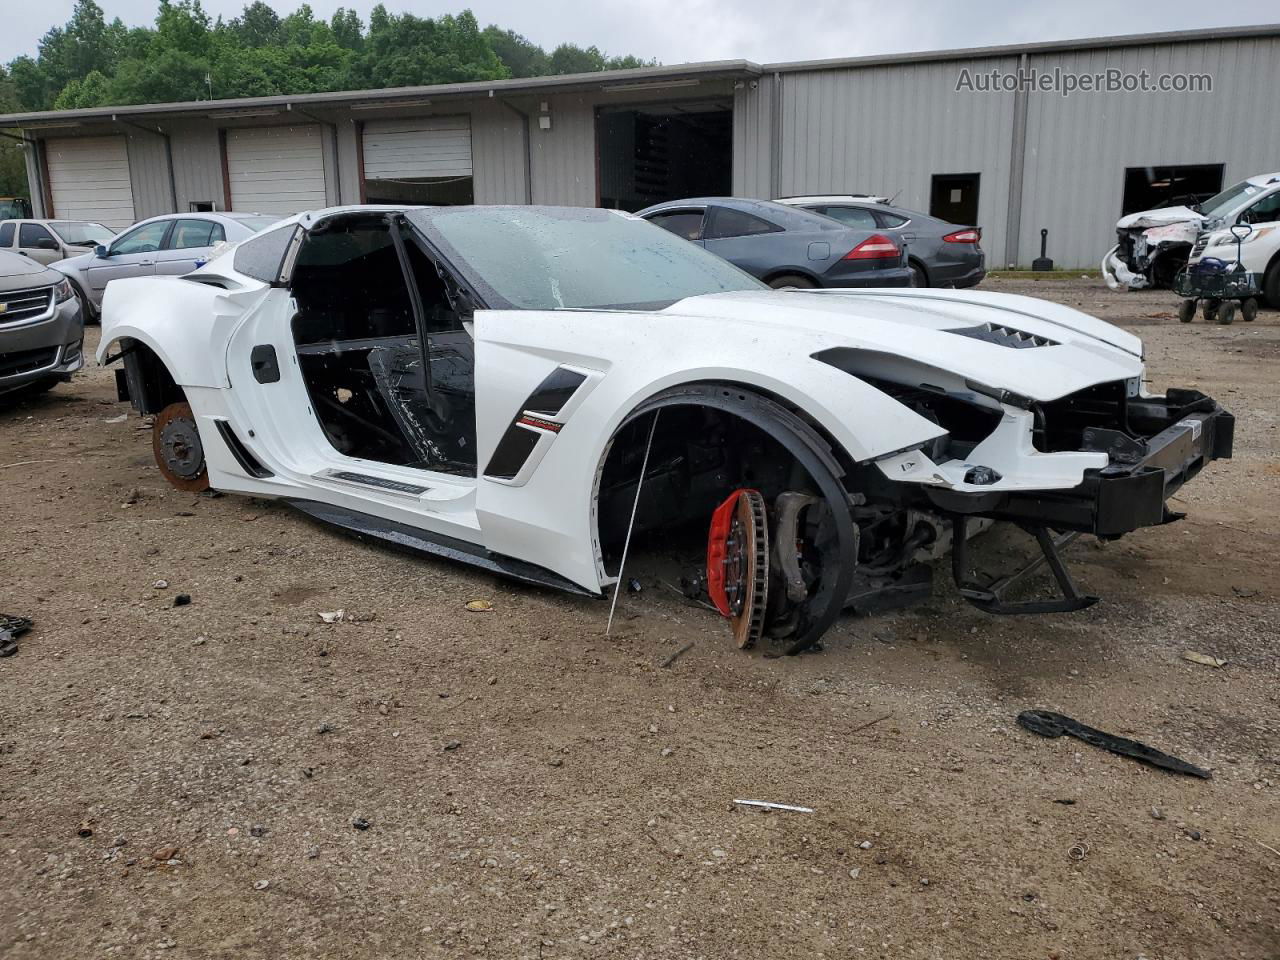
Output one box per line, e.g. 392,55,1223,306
1244,172,1280,187
776,194,891,205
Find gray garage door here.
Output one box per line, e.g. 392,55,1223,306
46,135,136,230
363,116,473,181
225,125,327,216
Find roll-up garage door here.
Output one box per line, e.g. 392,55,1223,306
46,136,136,230
361,116,473,205
225,125,327,217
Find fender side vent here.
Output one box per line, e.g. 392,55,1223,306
214,420,273,478
950,323,1059,349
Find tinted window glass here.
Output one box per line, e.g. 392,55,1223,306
646,210,704,241
706,207,782,240
876,211,909,227
409,207,763,311
817,206,878,229
230,215,282,233
0,223,14,247
233,225,298,282
169,219,217,250
18,223,55,247
112,221,169,256
1242,192,1280,224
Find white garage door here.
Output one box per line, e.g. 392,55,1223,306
362,116,473,182
225,125,327,217
46,136,136,231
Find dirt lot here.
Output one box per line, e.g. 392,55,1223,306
1,277,1277,960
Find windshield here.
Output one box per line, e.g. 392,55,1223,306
48,221,114,246
1199,179,1265,218
407,206,765,310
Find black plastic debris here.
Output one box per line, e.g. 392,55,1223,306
173,594,192,608
351,817,371,831
0,614,32,658
1017,710,1211,779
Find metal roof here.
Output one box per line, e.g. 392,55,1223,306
1,22,1277,127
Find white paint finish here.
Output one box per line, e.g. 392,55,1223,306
225,125,327,216
46,135,135,230
362,115,473,181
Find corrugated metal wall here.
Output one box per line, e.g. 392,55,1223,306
1019,36,1280,267
167,120,224,210
732,74,773,199
772,56,1019,264
470,98,528,203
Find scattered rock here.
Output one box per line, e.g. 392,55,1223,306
859,840,873,850
172,594,191,607
848,867,861,879
920,877,930,886
152,579,169,589
318,609,345,624
352,817,371,831
660,747,675,757
249,825,268,838
548,758,563,767
192,635,206,646
1150,806,1165,821
1185,829,1202,841
151,846,179,862
253,879,270,891
443,740,462,752
316,723,335,735
305,845,320,859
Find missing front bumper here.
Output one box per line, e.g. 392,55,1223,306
928,391,1234,537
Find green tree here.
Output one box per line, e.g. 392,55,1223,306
0,66,30,197
482,27,546,78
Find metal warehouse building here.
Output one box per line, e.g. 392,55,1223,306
2,23,1278,268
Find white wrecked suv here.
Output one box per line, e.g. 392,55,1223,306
97,205,1233,653
1103,171,1280,290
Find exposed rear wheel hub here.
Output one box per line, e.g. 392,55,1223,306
153,401,210,492
706,489,770,649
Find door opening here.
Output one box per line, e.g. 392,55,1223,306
596,101,732,211
1121,164,1224,215
289,217,477,477
930,173,980,226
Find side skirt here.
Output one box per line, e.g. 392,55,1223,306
285,499,599,598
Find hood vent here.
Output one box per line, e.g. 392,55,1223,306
950,322,1059,349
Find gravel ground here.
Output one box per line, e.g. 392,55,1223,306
1,277,1277,960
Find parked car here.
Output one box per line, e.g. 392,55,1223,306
53,212,280,320
0,219,115,266
635,197,912,289
776,195,985,288
1102,171,1280,290
0,249,84,397
97,204,1231,654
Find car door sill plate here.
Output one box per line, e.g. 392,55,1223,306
317,468,430,497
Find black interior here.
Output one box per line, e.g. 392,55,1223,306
597,101,732,211
290,219,477,477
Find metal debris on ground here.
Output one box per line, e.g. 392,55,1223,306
732,799,815,814
1017,710,1212,779
1182,651,1227,668
1067,841,1090,862
0,614,32,658
464,599,493,613
318,609,345,623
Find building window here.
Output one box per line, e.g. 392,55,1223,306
189,200,218,212
1121,165,1224,215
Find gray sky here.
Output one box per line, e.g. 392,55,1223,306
3,0,1277,65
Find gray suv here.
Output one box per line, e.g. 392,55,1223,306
0,251,84,397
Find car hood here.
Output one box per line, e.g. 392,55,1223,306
0,251,59,287
51,251,95,272
662,287,1144,403
1116,206,1204,230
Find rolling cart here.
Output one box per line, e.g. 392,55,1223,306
1173,223,1260,324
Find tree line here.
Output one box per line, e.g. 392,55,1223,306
0,0,656,196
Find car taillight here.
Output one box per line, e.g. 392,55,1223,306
943,228,981,243
843,233,899,259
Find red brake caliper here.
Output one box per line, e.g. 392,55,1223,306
706,489,770,649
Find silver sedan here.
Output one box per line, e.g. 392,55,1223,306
53,212,279,320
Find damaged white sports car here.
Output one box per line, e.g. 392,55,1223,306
98,205,1233,653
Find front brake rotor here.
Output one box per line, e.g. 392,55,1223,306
706,489,770,649
152,401,210,492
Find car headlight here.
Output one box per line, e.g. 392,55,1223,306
54,277,75,303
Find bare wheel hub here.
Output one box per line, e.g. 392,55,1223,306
152,401,210,492
707,489,770,649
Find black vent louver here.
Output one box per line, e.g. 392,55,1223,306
950,322,1059,349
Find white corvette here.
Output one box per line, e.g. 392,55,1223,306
98,205,1233,652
